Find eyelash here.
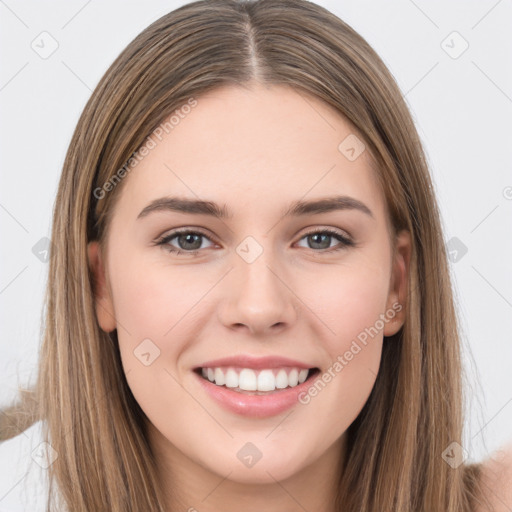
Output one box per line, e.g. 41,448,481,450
154,227,355,256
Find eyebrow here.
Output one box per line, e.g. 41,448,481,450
137,195,374,220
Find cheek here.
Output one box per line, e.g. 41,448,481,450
109,251,213,343
298,252,390,413
108,253,208,409
308,259,390,355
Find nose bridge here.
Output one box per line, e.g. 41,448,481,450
239,247,281,301
236,238,285,308
218,235,297,333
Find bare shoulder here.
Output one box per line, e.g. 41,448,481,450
475,442,512,512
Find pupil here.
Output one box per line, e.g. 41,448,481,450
180,234,201,250
310,233,330,249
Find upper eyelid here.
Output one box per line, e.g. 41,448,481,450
158,227,219,245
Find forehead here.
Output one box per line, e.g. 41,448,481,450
115,84,387,225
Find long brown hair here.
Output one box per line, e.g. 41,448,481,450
1,0,488,510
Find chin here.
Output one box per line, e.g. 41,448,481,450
201,439,314,485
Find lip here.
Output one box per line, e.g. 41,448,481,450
193,363,320,418
195,355,313,371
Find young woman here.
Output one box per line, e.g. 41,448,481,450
1,0,510,510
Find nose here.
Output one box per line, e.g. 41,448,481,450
217,249,299,336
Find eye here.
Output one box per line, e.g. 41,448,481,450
295,228,354,252
155,229,216,256
154,227,354,257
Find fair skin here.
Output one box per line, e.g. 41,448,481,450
476,442,512,512
88,82,412,511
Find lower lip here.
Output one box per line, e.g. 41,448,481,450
194,370,318,418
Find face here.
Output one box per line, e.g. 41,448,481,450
88,83,410,487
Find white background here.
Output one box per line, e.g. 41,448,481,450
0,0,511,502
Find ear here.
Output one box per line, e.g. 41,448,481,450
383,229,411,337
87,241,117,333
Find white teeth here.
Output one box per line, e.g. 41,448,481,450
275,369,288,389
214,367,225,386
225,368,239,388
257,370,275,391
239,369,257,391
200,366,311,392
288,369,299,387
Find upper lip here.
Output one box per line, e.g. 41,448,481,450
195,355,316,370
